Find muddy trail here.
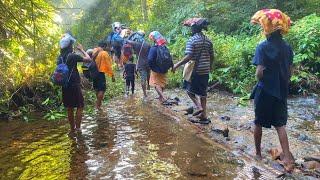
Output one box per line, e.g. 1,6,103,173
0,88,319,179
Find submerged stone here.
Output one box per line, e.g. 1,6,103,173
304,155,320,163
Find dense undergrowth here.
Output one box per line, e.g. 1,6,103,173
0,0,319,121
168,14,320,96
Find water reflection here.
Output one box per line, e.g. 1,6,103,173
1,93,298,179
0,122,72,179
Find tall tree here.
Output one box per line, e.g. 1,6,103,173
141,0,148,21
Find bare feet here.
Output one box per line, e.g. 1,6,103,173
280,152,295,173
255,154,263,161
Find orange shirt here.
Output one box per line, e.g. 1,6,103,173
93,48,113,77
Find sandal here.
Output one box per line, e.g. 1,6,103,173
162,99,178,106
192,109,203,116
184,107,194,115
188,117,211,125
199,118,211,125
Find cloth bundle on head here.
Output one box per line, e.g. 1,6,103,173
60,33,76,49
120,28,132,39
251,9,291,35
148,31,166,46
183,18,209,29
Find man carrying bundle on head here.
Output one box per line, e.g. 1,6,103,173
173,18,214,125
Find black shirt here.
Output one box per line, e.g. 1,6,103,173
57,53,83,85
124,63,136,80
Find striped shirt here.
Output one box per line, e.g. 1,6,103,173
185,32,213,75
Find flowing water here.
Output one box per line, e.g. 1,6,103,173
1,93,318,179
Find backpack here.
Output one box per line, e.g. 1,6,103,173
122,43,133,59
105,32,123,47
82,61,99,81
128,32,144,43
51,54,73,87
156,45,173,73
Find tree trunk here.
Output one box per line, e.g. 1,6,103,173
141,0,148,22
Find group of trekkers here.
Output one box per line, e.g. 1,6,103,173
54,8,295,172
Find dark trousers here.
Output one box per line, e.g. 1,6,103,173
126,78,135,94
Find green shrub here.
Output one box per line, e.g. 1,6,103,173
287,14,320,93
167,15,320,95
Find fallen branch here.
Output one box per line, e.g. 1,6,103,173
207,81,220,92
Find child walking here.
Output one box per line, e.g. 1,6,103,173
123,57,138,95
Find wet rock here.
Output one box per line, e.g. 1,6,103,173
212,127,229,137
296,158,305,166
222,128,229,137
236,159,245,167
163,99,179,106
184,107,193,115
276,173,295,179
301,176,319,180
304,155,320,163
220,116,230,121
251,166,259,173
99,142,108,148
298,134,309,141
269,147,283,160
271,162,285,172
315,121,320,130
187,171,207,177
238,121,254,130
302,161,320,170
233,136,245,144
87,116,94,120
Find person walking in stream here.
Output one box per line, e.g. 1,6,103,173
250,9,295,172
126,30,151,100
58,32,91,133
173,18,213,125
148,31,173,103
123,57,138,95
92,41,115,111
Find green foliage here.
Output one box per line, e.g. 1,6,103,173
166,70,183,89
1,0,320,120
0,0,61,113
286,14,320,93
287,14,320,70
208,32,261,94
71,0,112,48
44,109,66,121
105,74,125,99
168,32,261,94
167,14,320,95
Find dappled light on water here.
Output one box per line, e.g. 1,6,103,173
0,124,72,179
0,95,281,179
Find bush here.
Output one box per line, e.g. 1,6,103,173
167,15,320,95
167,32,261,95
287,14,320,93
